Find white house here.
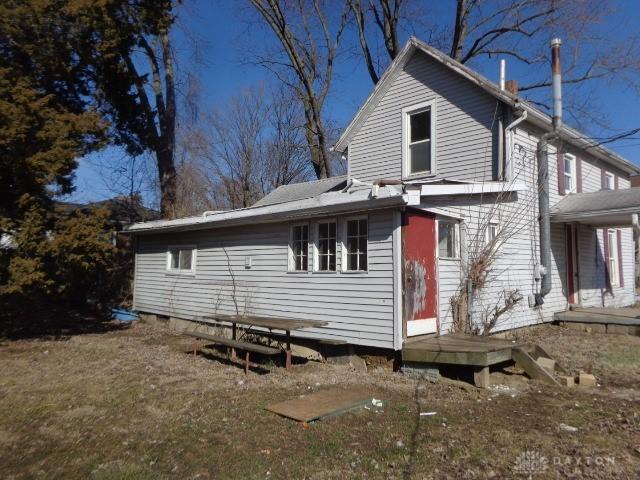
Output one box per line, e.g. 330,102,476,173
126,37,639,351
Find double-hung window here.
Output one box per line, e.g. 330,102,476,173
486,222,499,247
607,229,619,286
604,172,615,190
316,221,337,271
291,224,309,272
564,153,576,193
167,246,196,274
438,220,458,259
344,217,368,271
404,101,435,177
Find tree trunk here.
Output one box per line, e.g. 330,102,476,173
450,0,468,61
157,149,177,218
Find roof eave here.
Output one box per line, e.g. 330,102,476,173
124,194,409,235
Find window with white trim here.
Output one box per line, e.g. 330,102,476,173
438,220,459,259
486,222,499,246
315,221,337,271
344,217,368,271
290,224,309,272
403,101,435,177
167,246,196,273
564,153,576,193
607,229,619,286
604,172,615,190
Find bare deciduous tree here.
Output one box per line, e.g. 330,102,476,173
249,0,349,179
348,0,403,84
175,86,313,214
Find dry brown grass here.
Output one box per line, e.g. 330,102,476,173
1,321,639,479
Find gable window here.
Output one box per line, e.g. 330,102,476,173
604,172,615,190
564,153,576,193
403,101,436,177
344,217,368,271
607,229,619,286
316,221,337,271
290,224,309,272
438,220,458,259
167,246,196,274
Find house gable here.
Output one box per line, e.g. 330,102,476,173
347,49,501,183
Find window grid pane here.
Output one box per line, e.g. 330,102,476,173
438,222,457,258
345,219,367,271
317,221,337,271
292,225,309,271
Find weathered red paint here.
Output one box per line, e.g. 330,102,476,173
402,211,438,325
565,225,579,305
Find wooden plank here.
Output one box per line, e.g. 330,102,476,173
202,314,328,330
266,388,378,422
530,345,568,375
184,331,280,355
402,348,490,366
511,347,560,386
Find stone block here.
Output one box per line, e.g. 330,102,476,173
578,373,597,387
559,375,575,387
536,357,556,373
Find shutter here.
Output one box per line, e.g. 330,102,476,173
557,151,565,195
614,175,619,190
576,157,583,193
600,169,606,189
617,230,624,288
603,229,610,287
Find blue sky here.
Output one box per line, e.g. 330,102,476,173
67,0,640,205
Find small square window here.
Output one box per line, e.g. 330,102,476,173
438,221,458,259
167,246,196,273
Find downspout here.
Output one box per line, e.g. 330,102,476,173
535,38,562,306
504,108,527,181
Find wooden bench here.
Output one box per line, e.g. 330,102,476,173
184,331,280,374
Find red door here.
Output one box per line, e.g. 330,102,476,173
566,224,579,305
402,210,438,336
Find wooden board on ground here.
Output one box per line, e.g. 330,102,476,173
266,388,379,422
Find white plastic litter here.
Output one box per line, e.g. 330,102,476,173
371,398,383,407
420,412,437,416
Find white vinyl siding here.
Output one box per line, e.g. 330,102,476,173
349,51,498,183
133,210,396,349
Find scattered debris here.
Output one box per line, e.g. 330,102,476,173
266,388,383,423
419,412,437,417
559,423,579,433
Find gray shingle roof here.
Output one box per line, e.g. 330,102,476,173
253,176,348,207
551,187,640,218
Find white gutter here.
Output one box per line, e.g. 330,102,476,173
420,181,527,196
125,189,415,235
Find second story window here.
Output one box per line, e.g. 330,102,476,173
403,101,436,177
604,172,615,190
564,153,576,193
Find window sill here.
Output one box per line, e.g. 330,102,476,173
312,270,339,274
287,270,311,274
403,171,436,181
165,270,196,277
341,270,369,274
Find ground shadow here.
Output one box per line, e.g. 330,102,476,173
192,344,309,375
0,307,130,342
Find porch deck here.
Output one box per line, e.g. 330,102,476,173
402,333,526,367
554,307,640,326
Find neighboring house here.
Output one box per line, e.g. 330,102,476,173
125,37,639,351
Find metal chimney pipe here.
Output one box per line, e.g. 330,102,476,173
499,59,506,90
551,38,562,130
535,37,562,306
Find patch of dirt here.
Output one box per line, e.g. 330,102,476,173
0,321,638,479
